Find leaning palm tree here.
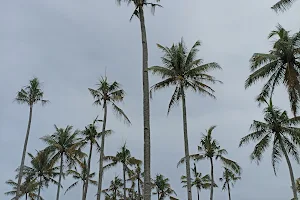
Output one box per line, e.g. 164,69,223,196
178,126,241,200
89,76,131,200
102,176,124,200
239,98,300,200
219,167,241,200
104,144,142,200
14,77,49,200
245,25,300,116
150,39,222,200
115,1,162,199
153,174,176,200
64,159,97,196
181,163,212,200
271,0,298,12
5,177,41,200
41,125,85,200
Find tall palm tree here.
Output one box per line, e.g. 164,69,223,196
64,159,97,196
153,174,176,200
14,77,49,200
102,176,124,200
5,177,41,200
178,126,241,200
104,144,142,200
41,125,85,200
115,1,162,199
150,39,222,200
128,163,144,200
219,167,241,200
245,25,300,116
271,0,298,12
181,163,212,200
22,150,59,200
89,76,131,200
239,98,300,200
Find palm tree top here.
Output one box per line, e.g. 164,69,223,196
219,167,241,190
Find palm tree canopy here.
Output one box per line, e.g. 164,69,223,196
102,176,124,199
245,25,300,115
149,39,222,113
15,77,49,106
153,174,176,200
219,167,241,191
271,0,297,12
239,98,300,174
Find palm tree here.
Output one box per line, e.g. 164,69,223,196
219,167,241,200
128,163,144,200
14,77,49,200
5,177,41,200
150,39,222,200
181,163,212,200
89,76,131,200
104,144,142,200
102,176,124,200
153,174,176,200
178,126,241,200
271,0,298,12
64,159,97,196
22,150,59,200
41,125,85,200
239,98,300,200
245,25,300,116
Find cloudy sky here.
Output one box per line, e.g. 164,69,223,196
1,0,300,199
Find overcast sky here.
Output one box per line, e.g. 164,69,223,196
1,0,300,200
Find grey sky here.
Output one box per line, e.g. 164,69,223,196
1,0,300,199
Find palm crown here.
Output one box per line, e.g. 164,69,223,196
5,177,41,200
153,174,176,200
102,176,124,200
219,167,241,191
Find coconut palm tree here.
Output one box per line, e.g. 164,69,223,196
41,125,85,200
153,174,176,200
181,163,212,200
64,159,97,196
219,167,241,200
89,76,131,200
239,98,300,200
150,39,222,200
271,0,298,12
128,163,144,200
22,150,59,200
5,177,41,200
14,77,49,200
104,144,142,200
178,126,241,200
245,25,300,116
102,176,124,200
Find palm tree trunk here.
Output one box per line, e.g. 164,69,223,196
97,100,108,200
123,164,126,200
82,183,85,198
137,4,151,200
16,105,33,200
227,182,231,200
82,141,93,200
138,178,141,200
157,189,159,200
279,136,298,200
197,188,200,200
209,157,214,200
38,176,42,200
25,193,28,200
181,88,192,200
56,153,64,200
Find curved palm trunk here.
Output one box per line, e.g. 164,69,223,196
197,188,200,200
123,164,126,200
209,157,214,200
38,176,42,200
227,182,231,200
181,88,193,200
279,136,298,200
138,4,151,200
82,141,93,200
56,154,64,200
97,101,108,200
16,105,33,200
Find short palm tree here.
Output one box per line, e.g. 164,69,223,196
14,77,48,199
41,125,85,200
104,144,142,200
178,126,241,200
219,167,241,200
150,39,222,200
245,25,300,116
153,174,176,200
239,98,300,200
181,163,212,200
5,177,41,200
102,176,124,200
271,0,298,12
128,163,144,200
89,76,131,200
65,159,97,196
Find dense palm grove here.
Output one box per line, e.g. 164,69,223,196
4,0,300,200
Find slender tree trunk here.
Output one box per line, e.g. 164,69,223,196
56,154,64,200
82,141,93,200
197,188,200,200
157,189,159,200
123,164,126,200
82,183,85,198
25,193,28,200
227,182,231,200
138,178,141,200
279,136,298,200
97,101,108,200
181,88,192,200
209,157,214,200
38,176,42,200
16,105,33,200
137,4,151,200
114,189,117,200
